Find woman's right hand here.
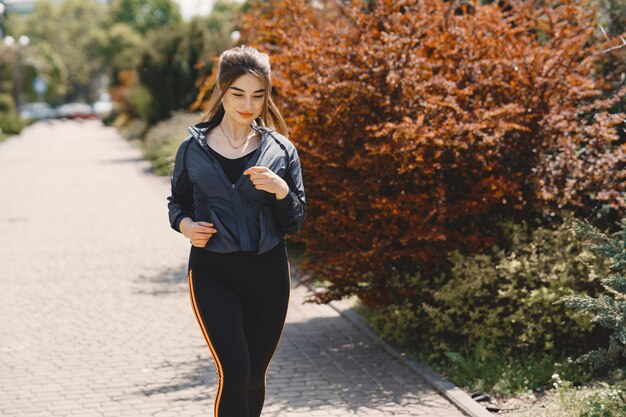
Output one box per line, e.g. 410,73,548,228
180,218,217,247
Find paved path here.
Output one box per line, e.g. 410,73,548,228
0,120,466,417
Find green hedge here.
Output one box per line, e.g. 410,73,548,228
370,219,612,360
0,94,15,112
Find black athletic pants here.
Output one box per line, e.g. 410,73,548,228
187,240,290,417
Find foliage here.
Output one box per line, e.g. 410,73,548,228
138,10,239,124
497,372,625,417
0,44,15,97
142,111,200,175
0,94,15,113
204,0,244,52
551,373,626,417
369,219,612,358
26,42,69,104
0,111,23,135
2,7,68,104
0,94,23,135
4,0,241,122
108,0,182,35
535,86,626,227
0,110,23,134
108,70,141,127
13,0,108,102
579,384,626,417
559,218,626,370
592,0,626,97
106,0,242,125
90,23,143,74
238,0,626,306
126,85,154,122
440,341,591,394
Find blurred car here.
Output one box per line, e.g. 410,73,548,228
55,102,97,120
19,102,56,122
92,93,114,119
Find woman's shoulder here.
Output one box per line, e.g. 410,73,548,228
264,129,297,153
177,134,199,151
172,135,200,163
176,134,192,146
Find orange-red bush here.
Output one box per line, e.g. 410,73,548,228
197,0,626,305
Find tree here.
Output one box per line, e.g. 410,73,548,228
137,21,214,124
204,0,243,53
90,22,143,96
108,0,182,35
16,0,108,102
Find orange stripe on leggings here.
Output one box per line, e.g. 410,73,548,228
188,269,224,417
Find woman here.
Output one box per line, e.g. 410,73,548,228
167,45,307,417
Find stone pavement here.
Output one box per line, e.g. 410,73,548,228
0,120,466,417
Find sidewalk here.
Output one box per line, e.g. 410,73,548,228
0,120,467,417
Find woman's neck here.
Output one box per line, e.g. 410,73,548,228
220,115,254,142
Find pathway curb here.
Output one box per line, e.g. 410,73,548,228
326,297,494,417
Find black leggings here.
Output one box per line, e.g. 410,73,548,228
187,240,290,417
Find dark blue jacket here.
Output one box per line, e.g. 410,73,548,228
167,117,307,254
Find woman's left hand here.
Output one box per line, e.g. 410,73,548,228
243,166,290,199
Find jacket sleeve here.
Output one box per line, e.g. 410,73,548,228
273,146,307,235
167,137,194,233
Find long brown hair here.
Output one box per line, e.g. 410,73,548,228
199,45,289,137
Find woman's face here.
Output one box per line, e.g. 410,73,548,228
222,74,266,125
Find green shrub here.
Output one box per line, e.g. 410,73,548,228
0,94,16,112
370,219,612,360
0,110,24,135
142,111,200,176
126,85,154,122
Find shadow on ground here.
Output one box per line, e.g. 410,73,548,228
97,156,156,174
133,266,188,296
130,264,441,414
98,156,146,164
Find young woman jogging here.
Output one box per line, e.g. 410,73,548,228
167,45,307,417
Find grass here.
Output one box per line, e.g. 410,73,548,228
434,345,593,395
497,373,626,416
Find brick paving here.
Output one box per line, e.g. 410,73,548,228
0,120,466,417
